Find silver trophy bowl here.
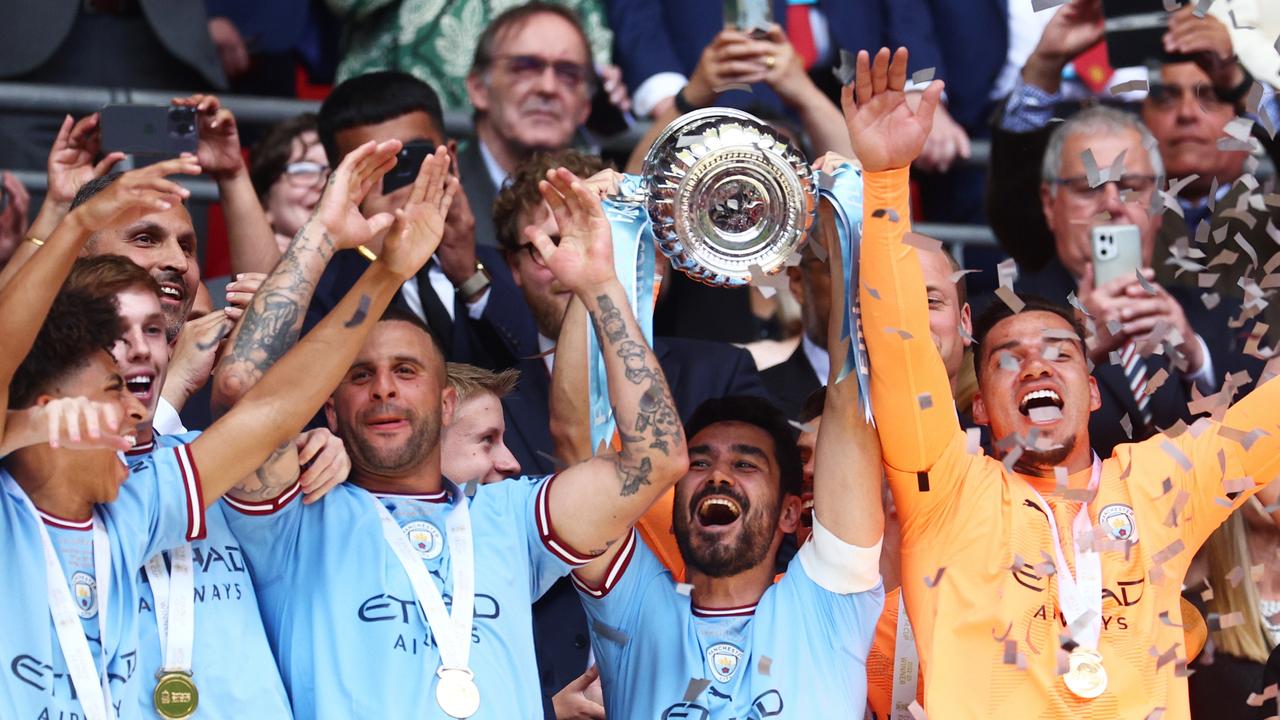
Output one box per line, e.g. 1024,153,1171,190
636,107,817,287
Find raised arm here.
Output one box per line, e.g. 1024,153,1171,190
531,169,688,575
0,158,198,437
549,296,595,466
189,146,454,507
812,199,883,547
845,48,961,475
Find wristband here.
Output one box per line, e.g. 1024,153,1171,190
674,87,697,115
1216,65,1254,104
456,263,491,302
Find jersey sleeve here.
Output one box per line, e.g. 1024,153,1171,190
860,168,968,507
1154,374,1280,548
520,475,583,598
778,547,885,662
572,530,668,661
219,481,306,587
106,444,206,571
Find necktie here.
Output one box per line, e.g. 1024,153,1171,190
413,264,455,351
1119,341,1154,430
786,2,819,70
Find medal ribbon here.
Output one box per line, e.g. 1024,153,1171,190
372,485,476,674
817,163,874,424
143,544,195,673
889,591,919,720
1029,456,1104,649
3,473,114,720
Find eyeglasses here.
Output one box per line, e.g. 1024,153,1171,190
496,54,593,92
516,236,561,268
1146,82,1228,112
283,160,330,188
1052,174,1157,198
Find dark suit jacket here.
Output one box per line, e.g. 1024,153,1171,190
1015,259,1257,457
606,0,942,112
908,0,1008,131
761,342,821,420
986,102,1280,329
457,140,501,249
0,0,225,87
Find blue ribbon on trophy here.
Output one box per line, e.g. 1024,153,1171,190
588,173,657,451
818,163,874,425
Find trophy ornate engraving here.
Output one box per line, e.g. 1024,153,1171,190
621,107,818,287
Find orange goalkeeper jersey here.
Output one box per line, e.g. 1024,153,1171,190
859,167,1280,720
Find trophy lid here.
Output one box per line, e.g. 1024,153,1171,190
640,108,817,287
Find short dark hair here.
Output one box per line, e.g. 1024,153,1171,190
70,172,123,211
684,396,803,498
470,2,592,81
62,254,162,303
9,289,124,409
251,113,319,200
972,294,1088,384
492,149,609,254
317,72,446,165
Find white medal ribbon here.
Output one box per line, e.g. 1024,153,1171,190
1029,456,1104,649
143,545,195,673
889,592,919,720
3,474,114,720
371,486,476,687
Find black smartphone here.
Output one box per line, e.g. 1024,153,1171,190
100,104,198,158
382,140,436,194
1102,0,1188,68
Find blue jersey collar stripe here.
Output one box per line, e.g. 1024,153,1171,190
691,602,759,618
174,445,207,541
572,529,638,598
223,482,302,515
535,475,596,567
37,509,94,530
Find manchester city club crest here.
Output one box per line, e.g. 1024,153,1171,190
402,521,444,560
706,643,744,683
71,571,97,619
1099,504,1139,543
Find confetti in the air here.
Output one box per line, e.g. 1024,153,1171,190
682,678,711,702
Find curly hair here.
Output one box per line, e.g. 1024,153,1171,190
491,149,609,254
8,289,124,409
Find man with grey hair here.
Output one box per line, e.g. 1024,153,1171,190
1013,105,1254,456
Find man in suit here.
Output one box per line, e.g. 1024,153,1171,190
1012,105,1256,457
987,0,1280,327
310,72,523,368
0,0,226,170
460,3,598,249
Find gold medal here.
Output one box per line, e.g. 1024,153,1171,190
1062,648,1108,699
435,667,481,718
153,671,199,719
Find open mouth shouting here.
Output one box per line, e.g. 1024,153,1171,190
694,493,745,531
125,372,156,405
1018,387,1064,424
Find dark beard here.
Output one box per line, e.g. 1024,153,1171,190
341,406,440,477
1012,434,1077,476
674,486,778,578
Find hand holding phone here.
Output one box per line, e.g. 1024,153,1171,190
100,104,199,159
1090,224,1143,287
723,0,772,33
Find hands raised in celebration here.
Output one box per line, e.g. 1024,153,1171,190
524,168,618,296
66,155,200,232
841,47,945,173
378,145,457,281
310,139,403,251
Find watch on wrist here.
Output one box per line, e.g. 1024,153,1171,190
456,263,491,302
674,87,697,115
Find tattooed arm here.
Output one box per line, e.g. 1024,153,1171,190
526,169,688,583
209,139,404,501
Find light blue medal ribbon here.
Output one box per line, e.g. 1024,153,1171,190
589,174,657,450
817,163,874,424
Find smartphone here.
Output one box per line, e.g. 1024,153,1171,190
1091,224,1144,286
382,140,436,195
723,0,772,33
1101,0,1187,68
100,104,198,158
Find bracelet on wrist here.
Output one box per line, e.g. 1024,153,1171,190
1216,65,1254,104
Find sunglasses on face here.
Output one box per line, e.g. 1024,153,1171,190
515,235,562,268
496,54,593,92
1146,83,1228,112
1052,174,1157,198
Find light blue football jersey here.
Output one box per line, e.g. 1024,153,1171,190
132,434,293,719
576,530,885,718
0,444,207,719
222,475,583,719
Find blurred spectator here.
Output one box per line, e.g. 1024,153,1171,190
205,0,339,97
1186,508,1280,720
0,0,225,170
1011,106,1253,457
310,71,527,369
988,0,1280,331
0,173,31,269
461,3,618,248
250,113,328,254
607,0,941,119
440,362,522,486
327,0,614,115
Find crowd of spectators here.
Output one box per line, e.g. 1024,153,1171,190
2,0,1280,718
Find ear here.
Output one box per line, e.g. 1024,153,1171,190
959,303,973,348
777,494,802,534
1087,374,1102,413
466,72,491,114
971,391,989,426
1039,183,1057,236
324,397,338,433
441,386,458,428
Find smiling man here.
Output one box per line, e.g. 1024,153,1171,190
850,47,1280,719
441,362,521,486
